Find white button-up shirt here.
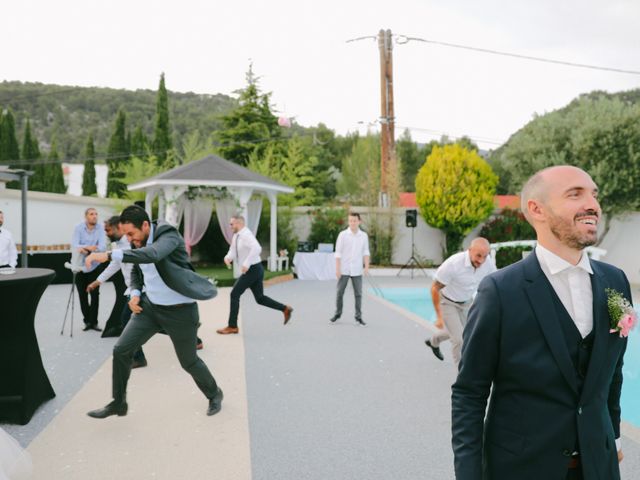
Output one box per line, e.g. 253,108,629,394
97,236,134,295
0,227,18,268
435,250,496,303
225,227,262,269
334,228,370,276
535,244,593,338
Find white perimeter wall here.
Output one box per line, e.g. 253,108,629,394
0,188,118,247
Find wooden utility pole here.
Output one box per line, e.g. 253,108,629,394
378,29,395,207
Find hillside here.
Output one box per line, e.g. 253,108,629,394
0,81,237,161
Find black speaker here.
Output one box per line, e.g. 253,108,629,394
405,209,417,228
297,241,314,252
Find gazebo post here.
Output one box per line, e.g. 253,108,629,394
163,186,187,227
268,192,277,271
144,189,156,220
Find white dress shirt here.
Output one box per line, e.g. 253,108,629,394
535,244,593,338
334,228,370,276
97,236,134,295
225,227,262,268
0,227,18,268
435,250,496,303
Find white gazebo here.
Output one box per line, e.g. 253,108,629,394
127,155,294,271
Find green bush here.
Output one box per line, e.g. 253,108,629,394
479,208,536,268
308,207,348,247
257,206,298,258
364,214,394,266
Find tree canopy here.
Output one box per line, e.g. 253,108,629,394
416,144,498,256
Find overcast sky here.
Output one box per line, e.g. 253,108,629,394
3,0,639,149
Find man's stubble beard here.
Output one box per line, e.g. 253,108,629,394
547,210,598,250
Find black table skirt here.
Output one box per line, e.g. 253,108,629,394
0,268,56,424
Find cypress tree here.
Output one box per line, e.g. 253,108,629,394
82,134,97,196
1,109,22,189
106,109,129,197
0,109,21,164
46,139,66,193
22,120,45,191
131,124,148,159
152,73,172,166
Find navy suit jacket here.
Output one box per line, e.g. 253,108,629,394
451,252,629,480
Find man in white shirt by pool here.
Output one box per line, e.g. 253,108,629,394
330,212,371,326
425,237,496,364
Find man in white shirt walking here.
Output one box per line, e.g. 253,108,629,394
425,237,495,364
330,212,370,326
0,211,18,269
216,215,293,335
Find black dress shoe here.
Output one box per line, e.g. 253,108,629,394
330,315,339,323
355,318,366,326
87,401,128,419
207,388,224,416
83,324,102,332
425,339,444,361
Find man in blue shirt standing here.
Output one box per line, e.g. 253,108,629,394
71,207,107,331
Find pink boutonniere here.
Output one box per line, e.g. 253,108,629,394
605,288,637,338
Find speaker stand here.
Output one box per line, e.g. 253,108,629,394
397,227,429,279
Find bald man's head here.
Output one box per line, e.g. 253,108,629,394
468,237,491,269
519,165,601,252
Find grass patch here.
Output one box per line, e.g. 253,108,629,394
195,264,292,287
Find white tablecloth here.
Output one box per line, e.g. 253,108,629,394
293,252,336,280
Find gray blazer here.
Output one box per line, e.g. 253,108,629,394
123,221,216,301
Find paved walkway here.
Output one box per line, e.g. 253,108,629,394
2,277,639,479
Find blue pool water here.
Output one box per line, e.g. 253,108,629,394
373,287,640,428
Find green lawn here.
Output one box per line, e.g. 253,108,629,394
195,265,292,287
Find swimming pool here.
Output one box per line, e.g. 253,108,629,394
373,287,640,429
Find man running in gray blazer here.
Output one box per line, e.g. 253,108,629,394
84,205,223,418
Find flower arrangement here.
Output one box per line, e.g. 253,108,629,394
279,249,289,258
605,288,637,338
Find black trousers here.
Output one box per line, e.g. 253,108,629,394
102,270,127,336
566,468,583,479
228,263,285,328
112,295,217,403
74,265,103,326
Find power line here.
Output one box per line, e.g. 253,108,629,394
396,124,506,146
395,35,640,76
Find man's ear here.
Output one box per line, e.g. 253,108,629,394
527,199,545,221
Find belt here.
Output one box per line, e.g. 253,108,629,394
154,302,195,310
567,456,581,469
441,293,470,305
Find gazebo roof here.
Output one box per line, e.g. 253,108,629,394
128,154,294,194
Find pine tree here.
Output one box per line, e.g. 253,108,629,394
106,109,129,197
215,65,281,165
152,73,172,166
21,119,46,191
82,134,98,196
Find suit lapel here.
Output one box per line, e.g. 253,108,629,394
523,254,579,395
580,262,609,403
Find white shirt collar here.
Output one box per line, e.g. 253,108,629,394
536,243,593,276
463,250,472,268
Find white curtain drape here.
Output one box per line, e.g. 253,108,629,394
247,198,263,236
215,198,263,244
183,197,213,255
215,199,237,245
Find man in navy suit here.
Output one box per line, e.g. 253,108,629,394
452,166,629,479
